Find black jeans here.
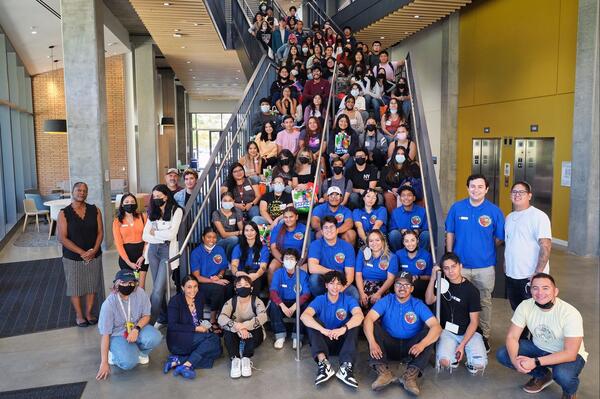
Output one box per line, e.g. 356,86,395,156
307,325,359,365
223,328,264,359
369,322,433,373
268,300,308,338
505,276,531,310
200,282,234,313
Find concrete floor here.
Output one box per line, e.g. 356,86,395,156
0,229,598,398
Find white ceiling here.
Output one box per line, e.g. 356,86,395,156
0,0,129,76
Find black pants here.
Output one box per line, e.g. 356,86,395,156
268,301,308,338
223,328,264,359
307,325,359,365
369,322,433,372
118,242,149,272
505,276,531,310
200,282,234,313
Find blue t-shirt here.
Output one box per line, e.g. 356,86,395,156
270,268,310,301
396,248,433,277
190,245,228,277
372,294,434,339
231,244,271,271
308,293,360,329
389,205,428,231
308,238,356,272
270,222,306,253
445,198,505,268
355,250,398,282
353,206,388,234
313,203,353,228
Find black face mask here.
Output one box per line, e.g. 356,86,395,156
535,300,554,310
378,73,386,80
122,204,137,214
236,287,252,298
333,166,344,175
118,285,135,296
152,198,165,207
299,156,310,164
279,158,290,166
355,157,366,166
399,83,407,89
366,124,376,132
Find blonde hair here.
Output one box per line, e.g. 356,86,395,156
367,230,390,260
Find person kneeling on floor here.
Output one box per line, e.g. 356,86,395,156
218,275,268,379
425,252,488,374
164,274,222,379
300,270,364,389
496,272,587,399
363,271,442,395
96,270,162,380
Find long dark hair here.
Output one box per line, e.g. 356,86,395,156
276,206,298,252
334,114,355,135
117,193,141,223
261,121,276,142
225,162,246,194
240,222,263,266
385,145,409,185
384,97,405,120
148,184,180,222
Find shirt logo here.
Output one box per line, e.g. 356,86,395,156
410,215,422,226
416,259,426,270
335,308,347,321
369,215,377,225
478,215,492,227
404,311,417,324
293,232,304,240
335,213,344,223
335,253,346,264
213,255,223,264
378,260,389,271
534,324,556,343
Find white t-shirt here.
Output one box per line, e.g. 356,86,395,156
512,298,587,362
504,206,551,279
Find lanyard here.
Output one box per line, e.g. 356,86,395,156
118,295,131,324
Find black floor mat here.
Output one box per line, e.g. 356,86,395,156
0,382,86,399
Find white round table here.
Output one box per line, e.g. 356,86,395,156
43,198,72,239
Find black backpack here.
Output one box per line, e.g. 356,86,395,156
230,295,258,320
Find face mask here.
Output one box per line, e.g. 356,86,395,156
355,69,363,75
355,157,366,166
283,259,296,270
118,285,135,296
366,124,376,132
302,47,309,54
291,69,299,76
279,158,290,166
236,287,252,298
273,183,285,193
535,300,555,310
260,104,270,113
123,204,136,213
350,89,359,97
299,156,310,164
390,108,397,114
333,166,344,175
377,73,386,79
395,154,406,164
399,83,407,89
307,73,313,80
222,201,234,210
396,132,408,140
152,198,165,207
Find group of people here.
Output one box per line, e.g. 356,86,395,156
54,4,587,398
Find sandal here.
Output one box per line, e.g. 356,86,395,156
211,322,223,335
76,319,89,327
86,317,98,325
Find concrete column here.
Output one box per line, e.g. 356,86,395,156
568,0,599,257
158,69,176,173
175,85,187,166
60,0,112,246
124,51,138,194
439,12,459,214
132,37,159,193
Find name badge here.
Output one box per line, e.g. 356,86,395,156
281,284,288,288
445,321,459,334
366,262,373,268
228,218,236,225
401,264,408,268
244,185,252,191
350,118,357,125
385,120,392,126
460,216,469,220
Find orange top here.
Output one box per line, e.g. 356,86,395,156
112,214,146,262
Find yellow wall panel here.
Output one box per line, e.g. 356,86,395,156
458,7,477,107
557,0,578,93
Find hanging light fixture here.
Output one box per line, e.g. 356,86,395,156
43,45,67,134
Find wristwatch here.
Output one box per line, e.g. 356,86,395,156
134,325,142,332
534,357,541,367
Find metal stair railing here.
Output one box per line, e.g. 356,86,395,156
306,0,343,35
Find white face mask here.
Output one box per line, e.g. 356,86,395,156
396,132,408,141
390,108,397,114
350,89,359,97
302,47,309,54
261,104,270,113
222,201,234,210
291,69,299,76
395,154,406,164
307,73,313,80
283,259,296,270
272,183,285,193
204,244,215,251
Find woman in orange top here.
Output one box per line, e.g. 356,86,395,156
113,193,148,288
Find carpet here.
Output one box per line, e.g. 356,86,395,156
0,257,104,338
12,223,59,248
0,382,86,399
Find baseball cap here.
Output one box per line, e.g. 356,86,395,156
114,269,138,283
395,271,414,284
327,186,342,196
166,168,179,175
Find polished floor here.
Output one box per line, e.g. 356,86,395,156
0,228,598,398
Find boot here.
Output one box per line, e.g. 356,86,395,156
371,364,396,391
400,365,421,396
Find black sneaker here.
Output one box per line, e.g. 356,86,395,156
336,362,358,388
315,359,335,386
483,336,490,353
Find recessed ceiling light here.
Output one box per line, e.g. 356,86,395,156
235,77,239,80
207,98,212,101
380,36,385,39
163,2,171,6
107,42,118,46
186,60,192,64
192,76,196,79
174,29,180,32
189,68,193,71
414,15,420,18
193,23,200,26
181,46,186,49
31,30,38,34
405,31,409,34
173,33,182,38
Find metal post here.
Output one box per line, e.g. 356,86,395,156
295,263,301,361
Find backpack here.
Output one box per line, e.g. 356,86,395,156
230,295,258,320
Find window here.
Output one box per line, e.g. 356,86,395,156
190,113,231,169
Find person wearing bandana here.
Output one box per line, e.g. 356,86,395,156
96,270,162,380
496,273,587,399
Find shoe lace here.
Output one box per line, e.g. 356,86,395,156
343,363,354,374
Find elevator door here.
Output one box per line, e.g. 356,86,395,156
472,139,501,204
514,139,554,218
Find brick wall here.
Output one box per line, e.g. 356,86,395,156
32,54,128,194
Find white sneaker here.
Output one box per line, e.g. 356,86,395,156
274,337,285,349
107,351,115,366
230,357,242,379
292,338,302,349
241,357,252,377
153,322,164,330
138,354,149,365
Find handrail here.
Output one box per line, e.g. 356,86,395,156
294,60,340,361
305,0,343,35
271,0,287,21
239,0,255,26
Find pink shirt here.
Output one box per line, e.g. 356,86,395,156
276,129,301,154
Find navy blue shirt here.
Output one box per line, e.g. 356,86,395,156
231,244,270,271
356,250,398,282
313,203,353,228
372,294,434,339
353,206,388,234
445,198,505,268
190,245,228,277
270,268,310,301
308,293,360,329
270,222,306,253
396,248,433,277
389,204,428,231
308,238,356,272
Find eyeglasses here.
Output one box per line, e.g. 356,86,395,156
510,190,529,196
394,282,412,288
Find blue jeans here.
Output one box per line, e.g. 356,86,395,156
109,325,162,370
269,300,308,340
216,236,239,261
437,329,487,369
309,273,359,300
251,216,268,226
247,205,260,220
496,339,586,395
388,229,430,252
170,332,222,369
148,243,170,323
